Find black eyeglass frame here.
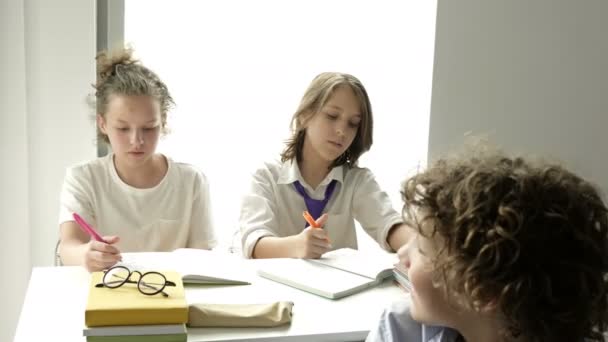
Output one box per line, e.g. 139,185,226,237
95,265,177,297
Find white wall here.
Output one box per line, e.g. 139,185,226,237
429,0,608,193
1,1,30,341
1,0,96,340
24,0,97,266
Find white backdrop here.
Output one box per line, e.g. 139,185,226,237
124,0,437,250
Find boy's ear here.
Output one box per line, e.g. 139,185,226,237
97,114,108,134
476,298,499,314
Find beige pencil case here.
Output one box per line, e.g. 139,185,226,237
187,301,294,327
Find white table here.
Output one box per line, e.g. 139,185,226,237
15,254,405,342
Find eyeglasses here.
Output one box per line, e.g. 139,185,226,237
95,265,177,297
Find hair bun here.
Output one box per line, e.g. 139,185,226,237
96,47,138,84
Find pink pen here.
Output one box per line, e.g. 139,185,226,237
72,213,106,242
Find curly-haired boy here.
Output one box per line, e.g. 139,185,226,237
367,152,608,342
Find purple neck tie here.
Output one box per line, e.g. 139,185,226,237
293,179,338,225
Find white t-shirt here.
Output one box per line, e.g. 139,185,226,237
58,154,217,252
239,159,403,258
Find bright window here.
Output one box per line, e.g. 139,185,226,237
125,0,437,250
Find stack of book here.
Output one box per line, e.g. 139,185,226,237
83,271,188,342
392,263,412,292
83,324,186,342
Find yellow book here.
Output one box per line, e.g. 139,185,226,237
85,271,188,327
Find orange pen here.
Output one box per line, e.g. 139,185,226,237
303,211,331,244
302,211,320,228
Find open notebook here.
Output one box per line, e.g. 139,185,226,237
257,248,397,299
120,249,251,286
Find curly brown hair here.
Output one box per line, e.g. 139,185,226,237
402,152,608,342
94,47,174,144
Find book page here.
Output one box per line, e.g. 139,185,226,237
257,258,375,299
120,250,252,285
119,252,173,271
311,248,398,280
170,249,252,284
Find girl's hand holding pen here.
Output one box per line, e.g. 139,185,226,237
72,213,122,271
84,236,122,272
293,213,332,259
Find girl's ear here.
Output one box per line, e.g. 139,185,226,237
97,114,108,134
298,110,315,129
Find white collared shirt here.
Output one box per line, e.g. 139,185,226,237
58,154,217,252
239,159,403,258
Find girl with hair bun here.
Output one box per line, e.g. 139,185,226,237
58,48,216,271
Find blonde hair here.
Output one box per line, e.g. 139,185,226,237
94,47,174,144
280,72,373,168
